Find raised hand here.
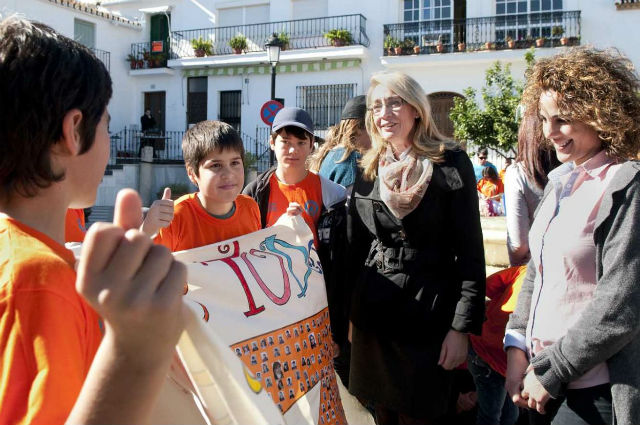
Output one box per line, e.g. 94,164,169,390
140,187,174,236
70,189,186,424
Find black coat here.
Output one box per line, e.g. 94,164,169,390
346,148,485,418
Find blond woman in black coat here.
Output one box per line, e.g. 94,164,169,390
346,71,486,424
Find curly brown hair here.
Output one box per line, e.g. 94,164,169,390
522,47,640,160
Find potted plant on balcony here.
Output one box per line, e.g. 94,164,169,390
153,52,167,68
277,30,290,51
324,29,353,47
435,35,444,53
505,35,516,49
535,36,546,47
229,34,247,54
383,35,399,55
552,26,567,46
126,53,138,70
401,38,418,55
484,41,495,50
142,49,151,67
457,41,466,52
191,37,213,57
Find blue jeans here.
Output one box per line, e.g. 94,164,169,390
468,347,519,425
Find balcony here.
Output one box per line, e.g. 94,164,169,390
168,14,369,58
383,11,580,56
129,42,168,69
91,48,111,72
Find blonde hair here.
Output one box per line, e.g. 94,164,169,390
308,118,365,172
522,47,640,160
360,71,458,181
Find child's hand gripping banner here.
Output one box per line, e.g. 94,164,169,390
155,215,347,425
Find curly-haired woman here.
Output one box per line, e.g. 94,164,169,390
505,48,640,425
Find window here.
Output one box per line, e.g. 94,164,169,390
217,4,270,26
296,84,356,131
403,0,452,22
292,0,328,20
496,0,563,41
74,19,95,48
402,0,453,48
187,77,207,126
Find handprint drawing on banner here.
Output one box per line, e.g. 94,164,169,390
259,235,322,298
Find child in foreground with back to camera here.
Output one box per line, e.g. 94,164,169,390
141,120,263,251
0,16,186,424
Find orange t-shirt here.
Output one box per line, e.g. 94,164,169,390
0,216,102,424
477,177,504,199
64,208,86,243
154,193,261,252
265,172,323,238
469,266,526,377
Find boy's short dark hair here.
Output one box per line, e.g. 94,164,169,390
477,147,489,157
182,121,244,175
271,126,314,145
0,17,112,198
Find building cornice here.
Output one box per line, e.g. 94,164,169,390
43,0,143,29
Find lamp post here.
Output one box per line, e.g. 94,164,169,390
265,33,281,166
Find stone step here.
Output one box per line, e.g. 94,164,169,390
86,206,114,228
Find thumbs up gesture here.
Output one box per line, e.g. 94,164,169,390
72,188,186,423
140,187,175,237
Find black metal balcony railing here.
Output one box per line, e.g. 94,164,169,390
383,10,580,56
161,14,368,59
128,42,168,69
108,127,272,172
91,48,111,72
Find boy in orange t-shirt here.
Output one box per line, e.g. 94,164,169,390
141,121,261,252
0,17,186,424
65,208,87,242
243,107,346,242
468,266,526,425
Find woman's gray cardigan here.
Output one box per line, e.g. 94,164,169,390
507,160,640,424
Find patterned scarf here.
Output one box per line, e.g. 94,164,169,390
378,146,433,219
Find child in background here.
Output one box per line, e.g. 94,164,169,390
0,17,186,424
468,266,526,425
477,165,505,199
243,107,346,242
142,120,261,251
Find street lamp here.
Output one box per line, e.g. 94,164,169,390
265,33,282,165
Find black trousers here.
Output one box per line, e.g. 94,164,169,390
528,384,612,425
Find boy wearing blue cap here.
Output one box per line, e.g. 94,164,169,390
243,107,346,243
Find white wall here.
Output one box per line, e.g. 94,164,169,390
204,65,365,136
1,0,148,133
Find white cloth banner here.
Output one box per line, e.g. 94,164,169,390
151,215,347,425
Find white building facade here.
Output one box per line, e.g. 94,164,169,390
2,0,639,205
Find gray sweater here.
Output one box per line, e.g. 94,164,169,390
504,163,544,266
507,160,640,424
